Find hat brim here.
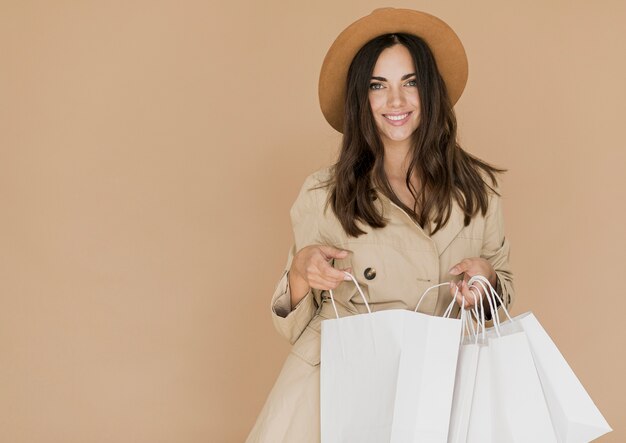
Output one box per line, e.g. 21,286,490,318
318,8,468,134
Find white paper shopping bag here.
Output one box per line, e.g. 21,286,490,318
489,330,558,441
462,290,498,443
472,275,612,442
448,303,481,443
320,273,462,443
465,343,492,443
462,276,556,441
491,310,612,442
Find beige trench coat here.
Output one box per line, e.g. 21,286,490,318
246,166,515,443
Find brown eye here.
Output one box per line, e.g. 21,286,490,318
369,83,383,90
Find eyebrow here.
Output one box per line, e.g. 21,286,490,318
370,73,417,81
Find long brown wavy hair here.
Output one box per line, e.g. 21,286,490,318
316,32,507,238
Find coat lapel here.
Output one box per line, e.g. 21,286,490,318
428,199,466,257
374,189,466,257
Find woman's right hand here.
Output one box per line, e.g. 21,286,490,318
288,245,352,308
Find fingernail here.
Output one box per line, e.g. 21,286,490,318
343,274,351,281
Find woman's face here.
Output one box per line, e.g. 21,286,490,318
368,44,421,148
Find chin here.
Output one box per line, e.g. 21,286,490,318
387,131,414,142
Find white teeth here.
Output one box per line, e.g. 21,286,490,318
385,113,409,121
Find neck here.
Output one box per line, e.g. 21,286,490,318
383,141,412,180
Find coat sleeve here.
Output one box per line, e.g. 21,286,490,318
269,173,326,345
480,186,515,324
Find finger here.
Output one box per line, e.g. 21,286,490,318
463,267,487,289
309,274,344,291
316,264,355,287
449,257,474,276
468,279,489,304
448,261,464,276
460,280,478,310
449,281,457,297
318,260,351,282
449,280,460,297
456,291,464,308
450,282,464,307
318,245,352,260
465,286,481,310
449,281,457,298
303,260,339,286
341,267,354,281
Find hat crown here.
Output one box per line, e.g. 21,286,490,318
372,7,395,14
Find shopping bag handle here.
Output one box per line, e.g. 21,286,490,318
460,292,481,344
414,282,453,313
415,280,479,317
443,284,463,318
467,275,513,338
413,280,474,330
436,274,507,340
456,292,478,346
468,278,501,338
468,275,513,324
445,290,486,346
445,286,483,345
327,272,372,319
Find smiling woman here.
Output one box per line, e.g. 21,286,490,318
246,7,515,442
328,30,506,241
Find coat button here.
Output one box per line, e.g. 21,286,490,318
364,267,376,280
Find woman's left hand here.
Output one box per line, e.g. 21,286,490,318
448,257,497,310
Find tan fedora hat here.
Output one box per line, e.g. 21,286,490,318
318,7,468,133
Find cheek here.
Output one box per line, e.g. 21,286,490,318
368,94,384,111
410,93,421,108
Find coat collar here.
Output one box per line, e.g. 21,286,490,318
373,188,466,257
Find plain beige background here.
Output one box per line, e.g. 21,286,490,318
1,1,624,442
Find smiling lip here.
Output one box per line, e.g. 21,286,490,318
383,111,412,125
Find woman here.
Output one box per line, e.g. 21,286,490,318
246,8,514,442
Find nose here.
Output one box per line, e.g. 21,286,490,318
387,85,406,108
